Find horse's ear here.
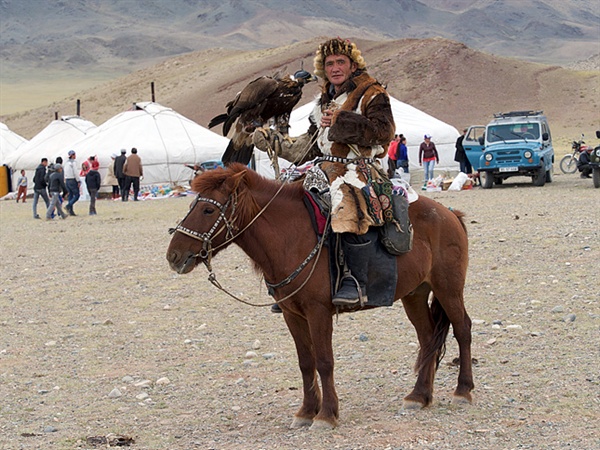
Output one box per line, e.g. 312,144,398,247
230,169,248,191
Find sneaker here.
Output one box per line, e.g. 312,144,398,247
271,304,283,313
34,215,41,219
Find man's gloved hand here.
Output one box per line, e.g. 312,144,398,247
252,127,288,154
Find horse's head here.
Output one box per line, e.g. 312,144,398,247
166,164,253,274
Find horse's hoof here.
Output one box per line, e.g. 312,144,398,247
290,416,313,429
309,419,336,430
402,399,425,410
451,393,473,406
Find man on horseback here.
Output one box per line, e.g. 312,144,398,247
254,37,397,307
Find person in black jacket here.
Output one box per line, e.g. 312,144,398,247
32,158,50,219
45,164,68,220
114,148,127,199
85,157,102,215
454,128,472,174
577,147,593,178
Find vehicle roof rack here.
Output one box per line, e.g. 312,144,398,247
493,110,543,118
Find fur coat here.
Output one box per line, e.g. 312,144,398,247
312,71,395,234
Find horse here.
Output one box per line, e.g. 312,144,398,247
166,163,474,430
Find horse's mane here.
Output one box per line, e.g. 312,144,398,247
191,163,305,226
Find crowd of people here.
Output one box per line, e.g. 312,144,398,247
26,148,143,220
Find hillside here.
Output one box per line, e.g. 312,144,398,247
3,37,598,149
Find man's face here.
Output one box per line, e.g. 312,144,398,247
324,54,357,90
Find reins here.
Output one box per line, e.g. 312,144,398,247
170,131,324,308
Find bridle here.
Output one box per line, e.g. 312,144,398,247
169,180,329,308
169,131,326,307
169,192,239,268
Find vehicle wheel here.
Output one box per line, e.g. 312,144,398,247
481,171,494,189
532,167,546,186
495,177,504,185
560,155,578,174
546,168,553,183
593,168,600,188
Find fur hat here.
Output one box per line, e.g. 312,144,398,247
313,37,366,79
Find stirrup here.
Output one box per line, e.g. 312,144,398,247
332,276,365,307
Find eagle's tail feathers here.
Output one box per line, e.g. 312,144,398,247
222,140,254,167
208,114,228,129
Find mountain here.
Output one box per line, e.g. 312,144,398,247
1,0,598,74
3,37,598,148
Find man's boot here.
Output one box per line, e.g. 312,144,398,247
332,234,372,307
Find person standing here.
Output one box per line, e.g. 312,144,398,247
15,170,28,203
104,153,120,199
387,134,400,178
419,134,439,184
454,128,472,174
85,158,101,215
397,135,409,174
32,158,50,219
64,150,80,215
114,148,127,200
123,147,143,201
46,164,68,220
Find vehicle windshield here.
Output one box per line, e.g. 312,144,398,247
487,123,540,143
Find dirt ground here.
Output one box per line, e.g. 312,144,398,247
1,171,599,450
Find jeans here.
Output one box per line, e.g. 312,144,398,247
423,160,436,181
32,188,50,217
66,179,80,208
397,160,409,173
46,192,66,219
460,159,473,174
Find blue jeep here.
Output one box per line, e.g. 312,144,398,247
464,111,555,188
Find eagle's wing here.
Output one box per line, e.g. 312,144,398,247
227,76,280,122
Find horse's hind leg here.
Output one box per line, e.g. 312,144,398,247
439,297,474,404
283,312,322,428
400,284,437,409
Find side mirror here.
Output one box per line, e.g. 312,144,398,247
478,136,484,145
542,132,549,141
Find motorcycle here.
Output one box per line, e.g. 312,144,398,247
559,134,589,174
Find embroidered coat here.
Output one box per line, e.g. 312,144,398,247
312,71,395,234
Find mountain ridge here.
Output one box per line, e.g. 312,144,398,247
3,37,597,148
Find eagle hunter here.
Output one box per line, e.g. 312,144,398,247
209,69,317,166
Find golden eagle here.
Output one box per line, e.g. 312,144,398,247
209,69,317,166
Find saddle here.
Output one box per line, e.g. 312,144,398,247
302,166,413,308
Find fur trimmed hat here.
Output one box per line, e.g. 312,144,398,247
313,37,366,79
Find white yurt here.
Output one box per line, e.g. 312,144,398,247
0,122,28,165
65,102,229,187
7,115,97,191
289,96,460,173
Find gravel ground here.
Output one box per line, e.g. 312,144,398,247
1,172,599,450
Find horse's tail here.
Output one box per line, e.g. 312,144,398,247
451,209,468,236
415,296,450,372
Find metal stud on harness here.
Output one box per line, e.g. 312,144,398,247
168,194,237,271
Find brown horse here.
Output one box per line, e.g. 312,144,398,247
166,163,474,430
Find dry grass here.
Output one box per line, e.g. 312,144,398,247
1,171,599,449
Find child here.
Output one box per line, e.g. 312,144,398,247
85,158,101,215
16,170,28,202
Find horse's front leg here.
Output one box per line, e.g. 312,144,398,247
306,309,338,429
283,312,321,428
